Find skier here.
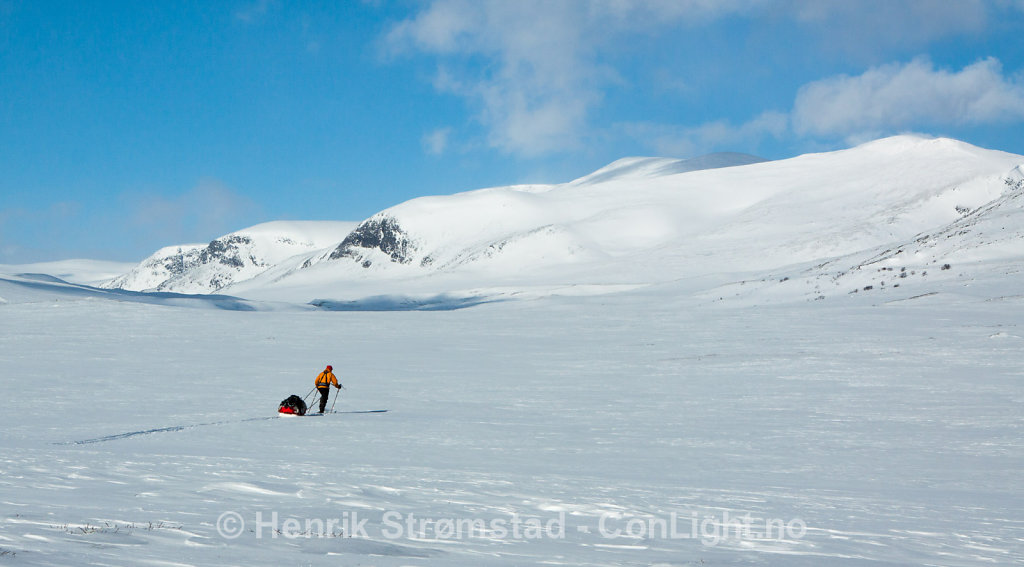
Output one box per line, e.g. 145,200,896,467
315,365,342,413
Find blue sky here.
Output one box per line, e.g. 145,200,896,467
2,0,1024,263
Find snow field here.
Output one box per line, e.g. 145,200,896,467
3,135,1023,565
1,287,1022,566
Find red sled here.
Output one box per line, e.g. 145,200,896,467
278,394,307,416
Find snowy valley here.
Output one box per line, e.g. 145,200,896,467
1,135,1023,566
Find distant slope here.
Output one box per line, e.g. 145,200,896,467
226,136,1022,304
571,153,767,185
102,221,357,293
0,259,136,287
100,137,1024,306
706,162,1024,305
104,152,764,296
0,272,264,310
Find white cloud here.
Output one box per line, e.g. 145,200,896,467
792,57,1024,141
624,57,1024,157
386,0,601,156
385,0,763,157
422,127,452,155
385,1,1017,158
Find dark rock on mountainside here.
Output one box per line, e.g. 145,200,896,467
329,216,414,266
199,235,255,269
157,247,202,278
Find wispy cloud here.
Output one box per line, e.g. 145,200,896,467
621,111,789,158
0,207,27,262
385,0,756,157
422,127,453,155
1,181,261,263
386,0,1010,159
234,0,275,24
386,1,599,156
624,57,1024,156
789,0,989,58
0,202,87,263
125,179,261,246
792,57,1024,143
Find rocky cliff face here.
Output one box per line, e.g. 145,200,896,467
103,222,356,293
328,216,416,267
103,235,270,293
103,244,207,292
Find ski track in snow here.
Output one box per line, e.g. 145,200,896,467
59,412,390,445
55,417,276,445
1,285,1023,566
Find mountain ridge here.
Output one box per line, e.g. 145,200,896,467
102,220,357,294
98,136,1024,305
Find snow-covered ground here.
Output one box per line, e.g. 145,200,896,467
1,271,1021,566
3,135,1023,565
0,260,137,287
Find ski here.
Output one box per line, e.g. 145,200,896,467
315,409,388,414
335,409,388,414
281,409,388,417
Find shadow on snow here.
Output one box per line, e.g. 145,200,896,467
3,273,257,311
310,294,505,312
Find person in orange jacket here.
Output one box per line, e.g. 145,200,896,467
315,365,343,413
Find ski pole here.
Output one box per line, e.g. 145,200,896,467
331,382,343,412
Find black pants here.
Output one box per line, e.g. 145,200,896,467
318,387,330,413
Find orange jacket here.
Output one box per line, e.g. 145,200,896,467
315,370,339,388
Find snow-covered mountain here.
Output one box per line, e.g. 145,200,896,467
223,136,1024,304
105,136,1024,306
102,221,357,293
104,152,766,297
7,138,1024,567
570,152,766,185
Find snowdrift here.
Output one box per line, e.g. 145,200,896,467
0,272,263,311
